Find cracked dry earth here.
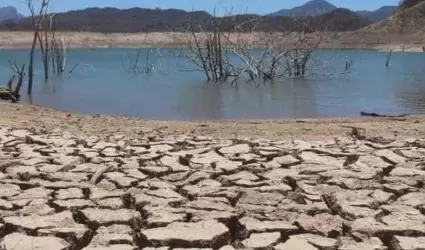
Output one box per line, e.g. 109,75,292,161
1,127,425,250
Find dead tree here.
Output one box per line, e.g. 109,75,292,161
9,61,26,98
50,30,67,75
126,51,142,73
37,10,51,80
0,61,26,103
183,21,239,83
182,11,348,84
26,0,50,95
386,49,393,67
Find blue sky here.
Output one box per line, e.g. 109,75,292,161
3,0,400,15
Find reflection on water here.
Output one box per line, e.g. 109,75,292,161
0,48,425,120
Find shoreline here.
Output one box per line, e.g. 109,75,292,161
0,31,424,51
0,102,424,141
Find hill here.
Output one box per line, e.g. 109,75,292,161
0,7,371,33
267,0,337,17
355,6,398,22
0,6,21,22
364,1,425,33
268,0,397,23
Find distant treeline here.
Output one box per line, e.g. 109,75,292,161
0,7,371,33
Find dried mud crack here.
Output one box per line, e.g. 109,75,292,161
0,126,425,250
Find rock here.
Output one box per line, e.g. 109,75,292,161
181,179,222,197
48,172,88,182
138,178,177,191
295,213,345,237
219,144,250,155
150,144,173,153
89,224,134,247
83,245,136,250
290,234,338,249
38,226,91,246
72,163,108,173
3,211,85,231
214,160,242,173
242,232,281,249
184,199,235,212
262,168,306,181
13,199,55,216
396,192,425,208
143,206,186,227
79,208,141,226
375,149,406,164
189,210,237,223
0,184,21,198
53,199,96,209
141,220,229,249
300,151,344,166
94,198,124,209
10,187,53,200
160,156,190,172
218,246,235,250
351,217,389,236
55,188,84,200
254,183,292,195
105,172,138,188
223,171,259,182
191,151,225,165
274,238,319,250
139,165,170,176
124,169,148,180
355,155,391,169
0,199,13,210
240,217,298,234
391,235,425,250
142,248,170,250
0,233,70,250
90,188,125,200
239,190,285,207
391,167,425,177
338,237,387,250
145,188,184,200
264,155,300,168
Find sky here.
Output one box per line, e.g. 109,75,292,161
2,0,400,15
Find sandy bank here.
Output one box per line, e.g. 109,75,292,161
0,31,424,51
0,103,424,141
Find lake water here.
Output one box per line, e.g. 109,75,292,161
1,48,425,120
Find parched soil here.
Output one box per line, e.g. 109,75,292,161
1,111,425,249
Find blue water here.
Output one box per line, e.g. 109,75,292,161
1,48,425,120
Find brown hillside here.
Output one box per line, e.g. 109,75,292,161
364,1,425,33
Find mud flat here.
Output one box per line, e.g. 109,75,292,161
1,103,425,249
1,103,425,141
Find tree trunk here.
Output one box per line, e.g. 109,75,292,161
28,30,38,95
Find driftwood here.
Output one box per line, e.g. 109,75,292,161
0,87,18,103
360,112,408,118
1,61,26,103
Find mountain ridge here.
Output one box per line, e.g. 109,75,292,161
0,7,371,33
268,0,397,22
0,6,22,21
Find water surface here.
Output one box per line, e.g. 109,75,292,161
1,48,425,120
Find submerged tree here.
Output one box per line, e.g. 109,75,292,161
182,14,343,85
0,61,26,103
26,0,49,95
25,0,67,95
